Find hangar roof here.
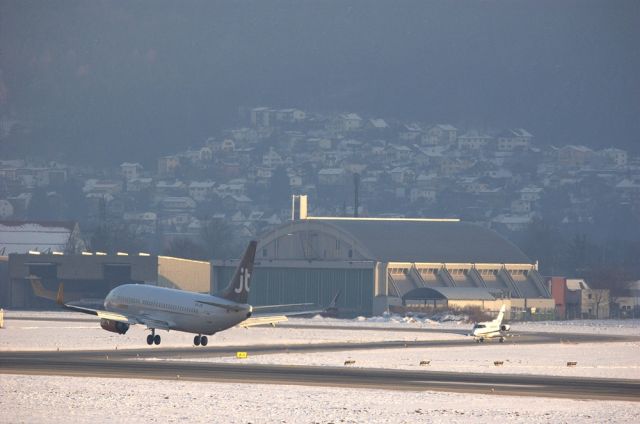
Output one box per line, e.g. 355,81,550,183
403,287,496,301
311,219,531,264
0,221,78,255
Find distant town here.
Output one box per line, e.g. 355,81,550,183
1,107,638,265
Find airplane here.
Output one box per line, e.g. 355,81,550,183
470,304,510,343
56,240,326,347
320,291,341,318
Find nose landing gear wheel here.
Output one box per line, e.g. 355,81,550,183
194,335,201,346
499,337,505,343
200,336,208,346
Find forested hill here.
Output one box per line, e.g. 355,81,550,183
1,1,639,165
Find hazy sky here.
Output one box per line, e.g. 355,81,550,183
1,0,639,163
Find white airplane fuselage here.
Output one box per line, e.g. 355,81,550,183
104,284,251,335
471,323,503,340
470,305,509,342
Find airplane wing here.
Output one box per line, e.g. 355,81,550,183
252,303,315,311
60,301,138,324
239,291,340,327
238,315,288,328
136,315,173,331
196,299,250,312
64,301,172,330
238,306,328,328
56,284,141,326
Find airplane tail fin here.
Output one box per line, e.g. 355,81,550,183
56,283,65,305
219,241,257,304
327,290,341,309
30,279,64,305
494,304,506,325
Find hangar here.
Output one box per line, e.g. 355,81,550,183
212,199,554,317
1,253,211,309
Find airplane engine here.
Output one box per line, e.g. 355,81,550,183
100,318,130,335
500,324,510,332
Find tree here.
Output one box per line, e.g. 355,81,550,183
90,221,144,254
26,188,51,220
586,266,633,318
163,237,207,260
200,218,239,260
269,166,291,209
564,234,594,276
522,218,566,275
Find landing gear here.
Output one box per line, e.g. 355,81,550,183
499,337,505,343
194,335,208,347
479,338,485,343
147,329,161,346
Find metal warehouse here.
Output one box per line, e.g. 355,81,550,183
212,206,553,317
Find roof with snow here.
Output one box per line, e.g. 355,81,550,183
0,221,78,255
431,124,457,131
369,118,389,128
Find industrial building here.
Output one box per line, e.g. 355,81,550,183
0,252,210,309
212,197,554,317
0,220,211,308
550,277,610,319
1,207,555,317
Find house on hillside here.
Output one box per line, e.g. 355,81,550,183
496,129,533,151
423,124,457,146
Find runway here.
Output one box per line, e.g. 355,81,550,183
1,351,639,401
3,315,639,401
2,330,640,401
0,330,633,361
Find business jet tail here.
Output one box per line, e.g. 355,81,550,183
493,304,506,325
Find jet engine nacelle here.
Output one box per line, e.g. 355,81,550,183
500,324,510,332
100,318,130,335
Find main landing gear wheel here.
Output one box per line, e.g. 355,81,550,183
147,329,161,345
194,335,208,347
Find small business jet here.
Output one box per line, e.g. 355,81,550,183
470,305,510,343
56,240,324,346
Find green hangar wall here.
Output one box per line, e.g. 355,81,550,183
211,260,375,316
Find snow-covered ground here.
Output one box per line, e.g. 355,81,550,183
2,311,639,380
2,312,639,422
286,314,640,336
0,311,461,351
187,341,640,379
1,374,639,424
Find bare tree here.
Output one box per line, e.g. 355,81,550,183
200,218,239,260
163,237,207,260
